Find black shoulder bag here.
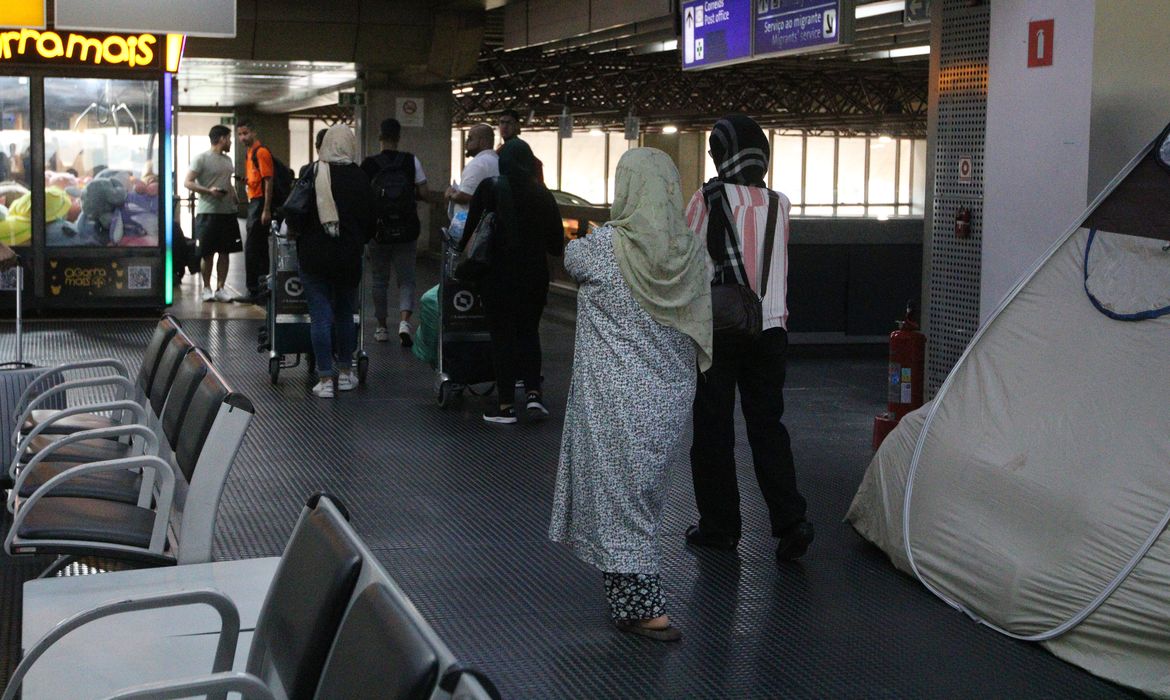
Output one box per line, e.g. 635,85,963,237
709,190,779,339
280,163,319,240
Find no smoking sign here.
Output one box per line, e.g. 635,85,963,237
958,156,973,182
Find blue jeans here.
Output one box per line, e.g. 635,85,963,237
299,271,357,378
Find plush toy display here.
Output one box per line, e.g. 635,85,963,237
76,176,127,246
0,186,77,247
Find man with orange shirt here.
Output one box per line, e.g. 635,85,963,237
237,120,274,303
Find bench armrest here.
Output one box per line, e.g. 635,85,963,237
12,400,148,475
9,424,160,512
13,374,137,446
102,672,275,700
1,589,240,700
14,357,130,412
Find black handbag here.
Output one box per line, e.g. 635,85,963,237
280,163,319,239
453,211,496,283
710,190,779,339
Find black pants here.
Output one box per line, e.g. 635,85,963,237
483,286,546,408
690,327,807,538
244,198,270,296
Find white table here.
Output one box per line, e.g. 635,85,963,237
20,556,280,700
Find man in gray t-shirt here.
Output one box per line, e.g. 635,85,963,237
184,124,241,302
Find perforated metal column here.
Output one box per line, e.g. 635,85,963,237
926,0,989,394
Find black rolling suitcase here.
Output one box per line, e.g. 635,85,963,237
1,263,62,486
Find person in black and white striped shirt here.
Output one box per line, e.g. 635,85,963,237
683,114,815,564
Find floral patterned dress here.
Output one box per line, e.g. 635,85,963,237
549,226,697,576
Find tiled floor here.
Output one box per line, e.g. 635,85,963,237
0,256,1140,699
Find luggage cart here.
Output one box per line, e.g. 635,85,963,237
265,225,368,385
435,230,495,408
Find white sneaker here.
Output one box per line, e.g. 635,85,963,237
201,287,214,302
311,378,335,398
336,371,358,391
398,320,413,347
374,326,390,342
213,288,233,302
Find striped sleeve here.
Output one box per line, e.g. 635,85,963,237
685,189,716,282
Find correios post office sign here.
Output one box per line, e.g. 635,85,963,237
0,28,163,69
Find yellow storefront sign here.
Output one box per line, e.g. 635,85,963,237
3,0,46,30
0,28,156,67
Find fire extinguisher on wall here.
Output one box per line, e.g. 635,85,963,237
872,299,927,450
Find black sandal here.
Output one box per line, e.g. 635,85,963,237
614,620,682,642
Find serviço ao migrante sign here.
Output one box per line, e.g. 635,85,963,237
0,28,163,69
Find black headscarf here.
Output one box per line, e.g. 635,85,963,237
496,138,537,249
701,114,771,282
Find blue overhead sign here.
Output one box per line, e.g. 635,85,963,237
753,0,855,58
681,0,754,70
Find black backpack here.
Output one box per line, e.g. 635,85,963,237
370,151,420,244
251,145,295,212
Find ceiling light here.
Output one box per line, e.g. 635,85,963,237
877,135,893,144
889,45,931,58
589,128,604,136
662,125,678,134
856,0,905,19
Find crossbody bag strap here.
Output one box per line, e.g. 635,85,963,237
716,183,752,286
759,190,780,298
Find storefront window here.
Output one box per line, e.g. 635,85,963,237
0,76,32,247
43,77,160,248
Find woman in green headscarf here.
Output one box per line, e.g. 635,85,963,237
549,147,712,641
462,138,564,424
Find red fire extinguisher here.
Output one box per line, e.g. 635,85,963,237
872,300,926,450
888,299,925,419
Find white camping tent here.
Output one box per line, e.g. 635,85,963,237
847,126,1170,698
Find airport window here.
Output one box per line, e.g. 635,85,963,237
771,134,803,205
837,138,867,205
607,135,633,204
868,137,898,206
450,127,925,217
524,130,560,190
804,136,836,208
450,128,464,191
559,130,608,205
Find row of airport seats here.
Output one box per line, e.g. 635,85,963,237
3,314,255,576
1,318,499,699
5,494,499,700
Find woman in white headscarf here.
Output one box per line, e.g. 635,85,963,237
296,124,377,398
549,147,712,641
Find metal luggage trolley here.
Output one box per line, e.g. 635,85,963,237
265,224,369,385
435,229,495,407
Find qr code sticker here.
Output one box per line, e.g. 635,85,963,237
0,268,17,291
127,265,152,290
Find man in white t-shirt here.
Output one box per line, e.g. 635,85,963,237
445,123,498,219
184,124,240,302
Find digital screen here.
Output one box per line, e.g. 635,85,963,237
681,0,754,71
754,0,854,58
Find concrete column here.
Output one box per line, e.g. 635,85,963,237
642,132,706,197
363,87,453,252
982,0,1094,322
